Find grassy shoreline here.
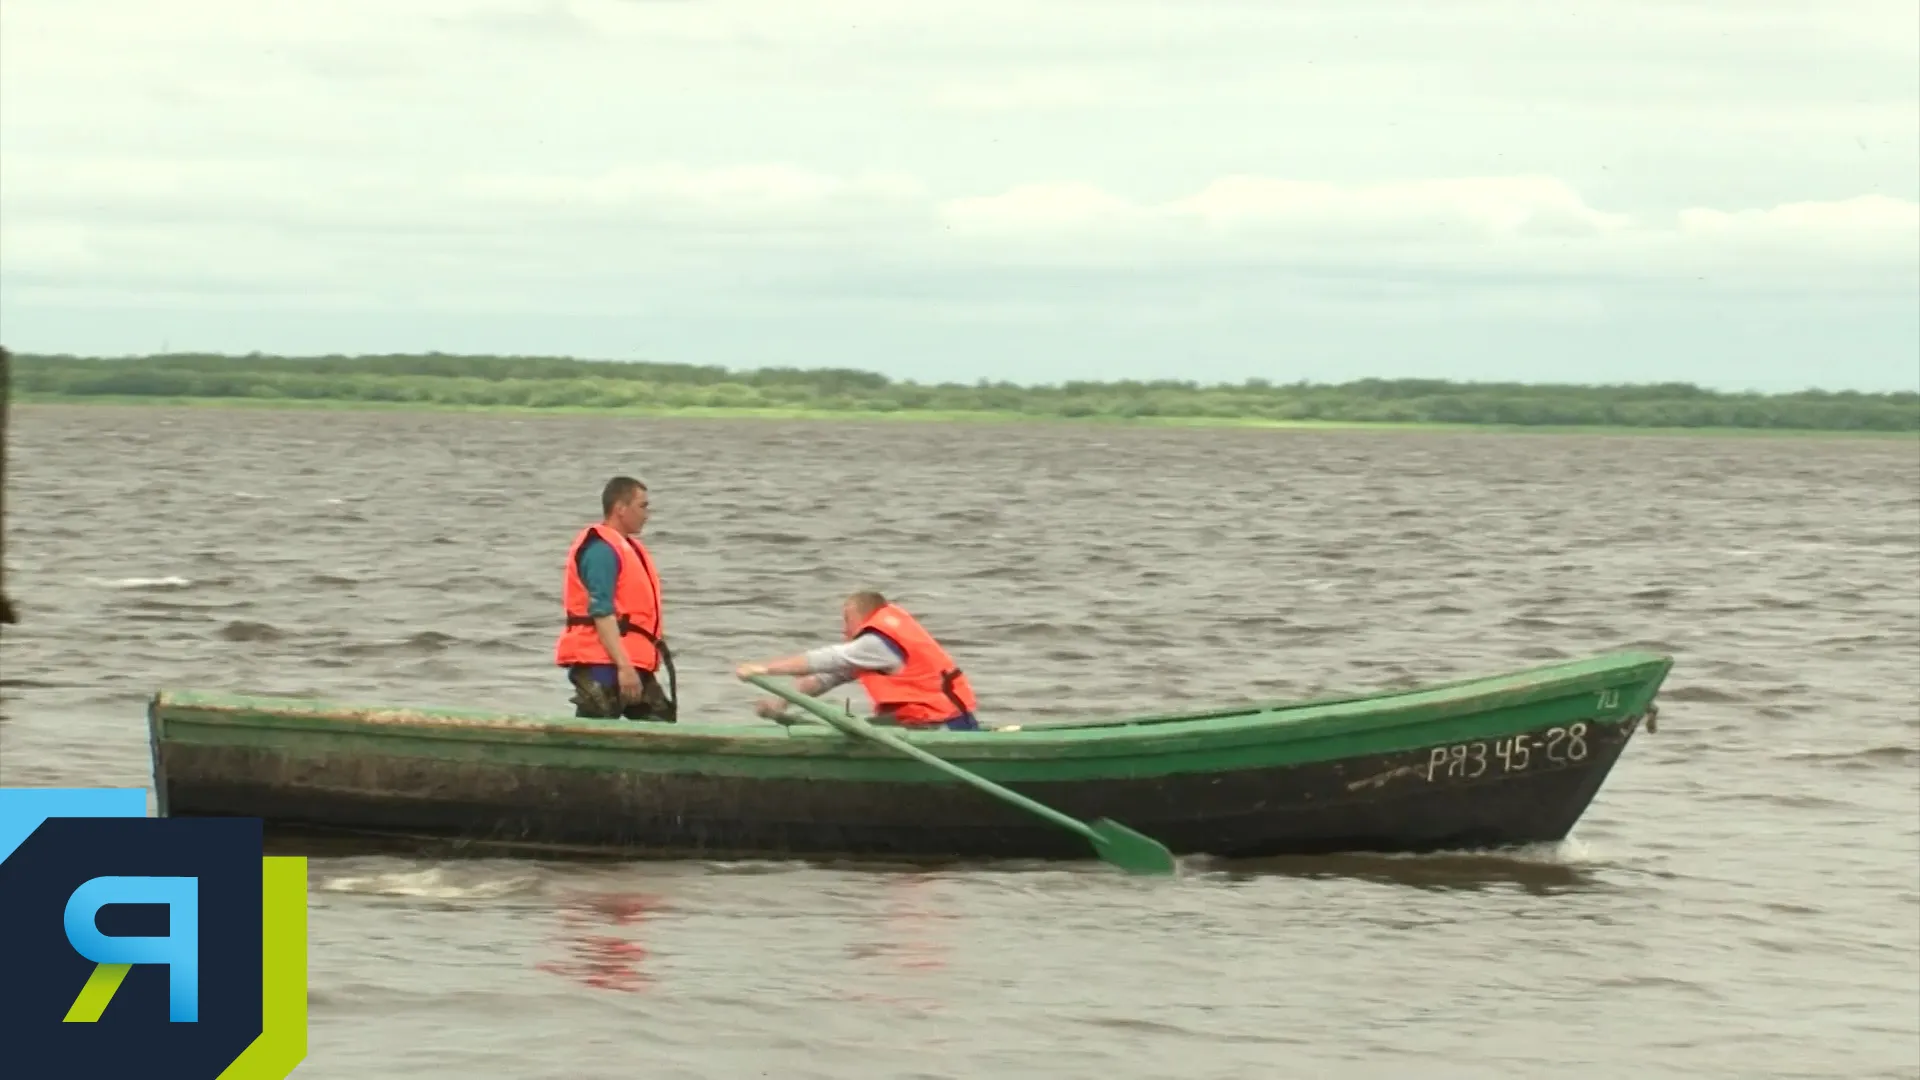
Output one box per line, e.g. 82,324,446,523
13,352,1915,436
17,392,1915,439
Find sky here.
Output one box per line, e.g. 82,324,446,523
1,0,1916,392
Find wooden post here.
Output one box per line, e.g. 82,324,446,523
1,344,14,625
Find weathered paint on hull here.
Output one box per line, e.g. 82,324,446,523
152,711,1650,863
149,650,1672,864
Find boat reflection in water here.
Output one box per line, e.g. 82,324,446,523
535,889,662,994
838,873,956,1014
529,875,958,1009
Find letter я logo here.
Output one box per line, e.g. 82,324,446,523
0,814,264,1080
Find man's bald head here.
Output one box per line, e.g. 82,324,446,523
840,590,888,637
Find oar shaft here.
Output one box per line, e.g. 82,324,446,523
871,728,1093,839
744,675,1095,841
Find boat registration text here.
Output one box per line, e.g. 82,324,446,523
1428,722,1590,782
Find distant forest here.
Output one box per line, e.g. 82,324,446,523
9,351,1918,432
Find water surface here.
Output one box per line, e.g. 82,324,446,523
3,405,1916,1078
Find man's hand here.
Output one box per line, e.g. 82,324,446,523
616,665,642,702
754,697,786,718
736,662,769,679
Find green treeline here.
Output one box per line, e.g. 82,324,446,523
9,351,1919,432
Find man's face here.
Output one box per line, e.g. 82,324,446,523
617,490,650,535
840,601,860,639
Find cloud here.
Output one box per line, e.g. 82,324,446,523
458,164,927,222
432,2,599,40
930,72,1107,111
1677,194,1920,253
0,0,1913,388
3,148,1914,292
939,183,1137,230
926,175,1917,289
941,175,1636,240
1170,176,1634,238
6,146,1906,247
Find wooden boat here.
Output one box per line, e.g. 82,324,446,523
146,649,1671,866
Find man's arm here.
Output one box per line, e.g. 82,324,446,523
796,671,852,695
738,632,904,690
796,634,906,694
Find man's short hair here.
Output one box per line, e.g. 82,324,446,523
845,590,888,617
602,475,648,516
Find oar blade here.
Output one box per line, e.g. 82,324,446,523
1088,818,1178,876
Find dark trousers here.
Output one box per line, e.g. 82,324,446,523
874,711,981,731
568,664,676,722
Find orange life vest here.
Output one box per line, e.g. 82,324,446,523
850,604,978,726
554,522,664,671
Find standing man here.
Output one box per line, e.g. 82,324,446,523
555,475,676,722
735,590,980,731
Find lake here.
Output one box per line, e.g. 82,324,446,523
2,404,1916,1079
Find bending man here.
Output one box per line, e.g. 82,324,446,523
735,590,980,730
554,475,676,722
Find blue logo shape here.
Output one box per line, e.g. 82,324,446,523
1,785,309,1079
64,874,202,1021
0,787,148,863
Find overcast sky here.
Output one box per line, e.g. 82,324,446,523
2,0,1915,391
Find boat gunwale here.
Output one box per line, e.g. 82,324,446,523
151,650,1673,762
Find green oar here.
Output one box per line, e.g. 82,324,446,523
741,674,1176,876
759,706,823,726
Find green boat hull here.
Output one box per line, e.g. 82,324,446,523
147,650,1672,864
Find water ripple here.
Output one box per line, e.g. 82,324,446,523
3,406,1917,1080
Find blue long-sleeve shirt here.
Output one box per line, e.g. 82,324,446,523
576,534,622,619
